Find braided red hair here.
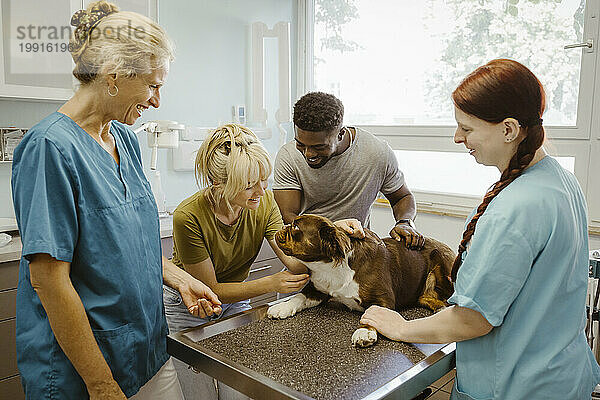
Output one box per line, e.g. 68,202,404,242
450,59,546,282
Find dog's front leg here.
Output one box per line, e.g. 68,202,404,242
352,297,395,348
352,325,378,347
267,282,328,319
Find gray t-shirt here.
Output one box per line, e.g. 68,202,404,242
273,127,405,227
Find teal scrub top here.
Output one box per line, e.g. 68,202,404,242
448,156,600,400
11,113,169,399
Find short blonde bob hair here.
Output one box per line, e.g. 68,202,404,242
196,124,272,213
69,1,174,84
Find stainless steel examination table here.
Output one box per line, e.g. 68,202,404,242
167,302,456,400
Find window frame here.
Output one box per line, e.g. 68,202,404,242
588,45,600,231
0,0,80,101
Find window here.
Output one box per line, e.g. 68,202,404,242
311,0,588,129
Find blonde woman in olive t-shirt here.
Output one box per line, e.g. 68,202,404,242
164,124,310,332
163,124,312,400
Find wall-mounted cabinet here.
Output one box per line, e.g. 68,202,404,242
0,0,157,101
0,0,79,100
83,0,157,21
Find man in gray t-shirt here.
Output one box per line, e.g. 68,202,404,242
273,92,424,249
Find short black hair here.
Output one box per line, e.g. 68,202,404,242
293,92,344,132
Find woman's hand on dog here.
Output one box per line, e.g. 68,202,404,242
269,270,310,293
390,223,425,250
334,218,365,239
360,305,407,342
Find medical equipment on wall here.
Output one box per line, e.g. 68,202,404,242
251,21,291,148
233,105,246,125
134,121,184,214
0,128,27,161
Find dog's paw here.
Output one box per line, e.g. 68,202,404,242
352,327,378,347
267,301,298,319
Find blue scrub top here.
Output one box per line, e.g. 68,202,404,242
448,156,600,400
11,113,169,399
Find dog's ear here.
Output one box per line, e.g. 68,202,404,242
428,249,454,298
319,224,351,264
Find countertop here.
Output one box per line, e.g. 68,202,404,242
0,215,174,264
0,233,21,263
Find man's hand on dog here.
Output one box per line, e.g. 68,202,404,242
390,222,425,250
270,271,310,293
334,218,365,239
360,305,407,342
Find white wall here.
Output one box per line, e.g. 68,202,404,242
370,204,600,253
137,0,296,208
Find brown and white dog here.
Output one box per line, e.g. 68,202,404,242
267,214,455,347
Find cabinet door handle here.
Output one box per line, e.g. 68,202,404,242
251,265,273,273
564,39,594,53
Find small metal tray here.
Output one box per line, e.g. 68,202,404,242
167,303,455,400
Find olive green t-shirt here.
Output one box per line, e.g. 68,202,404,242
171,189,284,283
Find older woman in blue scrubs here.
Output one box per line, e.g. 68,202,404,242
11,2,221,399
361,59,600,399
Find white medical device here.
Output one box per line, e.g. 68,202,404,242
233,105,246,125
134,121,184,214
134,120,183,170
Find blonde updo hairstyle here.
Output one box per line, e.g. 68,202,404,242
196,124,272,214
69,1,174,85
